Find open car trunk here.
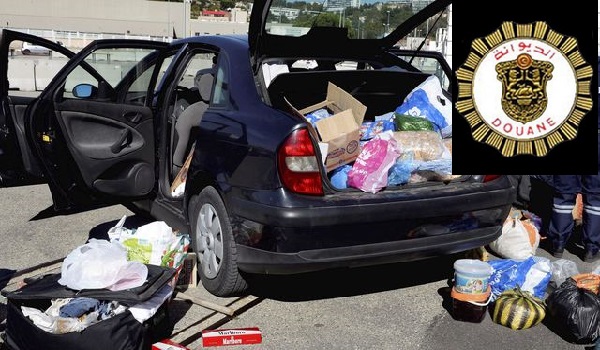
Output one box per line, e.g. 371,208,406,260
263,65,458,192
267,68,431,118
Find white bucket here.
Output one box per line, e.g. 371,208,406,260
453,259,492,294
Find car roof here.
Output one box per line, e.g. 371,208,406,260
172,34,249,49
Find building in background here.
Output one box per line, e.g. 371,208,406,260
411,0,434,13
444,3,451,68
1,0,248,47
325,0,360,11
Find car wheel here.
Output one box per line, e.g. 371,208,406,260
22,49,30,55
189,186,248,297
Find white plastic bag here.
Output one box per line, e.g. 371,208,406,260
489,216,540,260
58,239,148,291
117,221,175,265
551,259,580,287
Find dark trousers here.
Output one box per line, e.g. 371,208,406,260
547,175,600,253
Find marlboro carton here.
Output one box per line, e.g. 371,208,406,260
202,327,262,347
152,339,189,350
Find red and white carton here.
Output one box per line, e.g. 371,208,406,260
202,327,262,347
152,339,190,350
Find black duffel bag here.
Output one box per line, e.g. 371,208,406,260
2,264,176,350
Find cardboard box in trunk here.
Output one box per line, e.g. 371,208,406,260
289,82,367,172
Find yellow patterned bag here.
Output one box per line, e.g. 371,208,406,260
492,288,546,330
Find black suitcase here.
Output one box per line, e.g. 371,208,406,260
2,264,176,350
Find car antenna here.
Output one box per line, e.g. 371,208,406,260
408,8,446,66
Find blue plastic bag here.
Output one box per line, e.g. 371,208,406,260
305,108,331,126
330,165,352,189
360,120,396,141
396,89,447,133
413,158,452,175
487,256,552,302
395,76,452,135
388,154,416,186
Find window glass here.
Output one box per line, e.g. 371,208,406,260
263,0,449,41
7,40,70,97
169,51,217,119
62,47,159,104
211,55,230,106
154,55,174,94
394,54,450,90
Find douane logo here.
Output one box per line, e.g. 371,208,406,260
456,21,592,157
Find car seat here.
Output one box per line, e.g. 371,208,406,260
172,68,214,175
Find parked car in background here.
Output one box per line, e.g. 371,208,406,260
0,0,516,297
21,42,52,55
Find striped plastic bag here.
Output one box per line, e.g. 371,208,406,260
492,287,546,330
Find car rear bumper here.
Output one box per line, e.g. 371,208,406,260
228,177,515,228
236,226,501,274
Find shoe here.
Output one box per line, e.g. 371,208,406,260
584,250,600,263
552,247,564,259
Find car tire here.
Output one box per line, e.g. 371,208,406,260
22,49,30,55
189,187,248,297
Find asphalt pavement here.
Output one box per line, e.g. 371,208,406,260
0,184,598,350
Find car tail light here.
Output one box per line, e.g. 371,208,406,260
483,175,500,182
277,128,323,196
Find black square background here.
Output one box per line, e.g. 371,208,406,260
451,1,598,175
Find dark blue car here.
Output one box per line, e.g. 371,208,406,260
0,0,515,296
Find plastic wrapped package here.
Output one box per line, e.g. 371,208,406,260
393,114,434,132
393,131,444,161
374,111,395,122
442,138,452,155
398,157,456,183
347,131,400,193
387,153,416,186
360,120,395,141
304,108,331,126
329,164,352,189
395,75,452,135
492,288,546,330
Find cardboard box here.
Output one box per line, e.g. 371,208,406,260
152,339,189,350
176,252,197,289
170,143,195,193
289,82,367,172
202,328,262,347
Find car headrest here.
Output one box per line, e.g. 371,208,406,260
194,68,214,102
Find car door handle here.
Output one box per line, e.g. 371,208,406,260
123,111,142,123
111,129,131,154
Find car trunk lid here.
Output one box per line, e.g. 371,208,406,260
248,0,452,72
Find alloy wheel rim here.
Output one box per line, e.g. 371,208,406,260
196,203,223,279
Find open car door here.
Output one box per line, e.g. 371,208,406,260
26,39,169,210
0,29,75,187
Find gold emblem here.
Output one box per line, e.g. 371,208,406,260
456,21,592,157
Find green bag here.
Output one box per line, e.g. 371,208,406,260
393,113,434,131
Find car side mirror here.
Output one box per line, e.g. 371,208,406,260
72,84,97,99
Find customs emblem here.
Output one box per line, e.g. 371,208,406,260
456,22,592,156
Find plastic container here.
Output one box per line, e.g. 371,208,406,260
451,286,491,323
453,259,492,294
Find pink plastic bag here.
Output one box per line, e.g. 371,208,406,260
348,131,400,193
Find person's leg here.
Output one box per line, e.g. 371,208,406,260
546,175,580,257
581,174,600,262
